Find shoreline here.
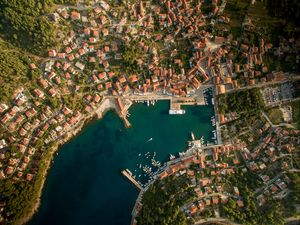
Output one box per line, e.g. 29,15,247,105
18,93,211,225
17,98,119,225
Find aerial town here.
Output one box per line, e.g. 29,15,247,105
0,0,299,224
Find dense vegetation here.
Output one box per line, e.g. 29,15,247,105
0,180,36,221
287,172,300,204
217,88,264,115
0,144,57,224
266,0,300,27
123,41,143,73
0,0,78,56
291,100,300,129
137,175,195,225
0,0,58,55
220,170,285,225
0,40,39,103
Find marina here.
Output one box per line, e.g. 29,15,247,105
120,89,219,189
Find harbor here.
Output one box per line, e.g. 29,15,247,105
114,87,211,121
30,93,215,225
119,88,220,191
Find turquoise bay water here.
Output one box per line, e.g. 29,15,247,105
29,100,214,225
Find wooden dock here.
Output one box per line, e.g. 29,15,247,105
121,169,142,190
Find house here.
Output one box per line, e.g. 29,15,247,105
57,52,66,58
233,186,240,196
26,173,33,181
75,62,85,70
5,166,14,175
105,82,112,89
102,28,109,36
189,204,198,214
34,89,44,98
48,88,57,97
48,49,57,57
160,170,170,180
98,72,107,80
237,200,244,208
0,139,7,149
216,84,225,94
94,94,101,103
0,170,6,179
212,196,219,205
29,63,37,70
0,104,8,113
65,47,72,54
219,114,225,123
62,106,72,115
39,78,48,89
199,178,211,187
71,11,81,20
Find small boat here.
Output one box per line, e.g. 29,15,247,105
191,132,195,141
169,154,175,160
146,138,153,142
138,153,141,156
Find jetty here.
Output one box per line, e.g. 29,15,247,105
121,169,142,190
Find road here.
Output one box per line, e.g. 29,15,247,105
212,87,222,145
285,215,300,224
224,75,300,94
194,217,241,225
262,111,295,129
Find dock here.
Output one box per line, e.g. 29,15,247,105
121,169,142,190
122,116,131,128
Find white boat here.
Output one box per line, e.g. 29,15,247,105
146,138,153,142
169,109,186,114
169,154,175,160
191,132,195,141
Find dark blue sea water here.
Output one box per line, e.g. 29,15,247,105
29,99,214,225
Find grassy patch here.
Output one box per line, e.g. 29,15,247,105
266,107,283,124
290,100,300,128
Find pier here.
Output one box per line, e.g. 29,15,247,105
121,169,142,190
122,116,131,128
127,91,206,113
